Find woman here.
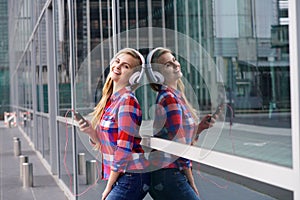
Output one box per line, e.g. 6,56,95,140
76,48,150,200
147,47,216,200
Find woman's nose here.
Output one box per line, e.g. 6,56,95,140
115,63,121,69
175,61,180,68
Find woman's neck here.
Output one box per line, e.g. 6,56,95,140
113,82,126,93
166,80,177,90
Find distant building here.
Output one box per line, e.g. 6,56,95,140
0,0,9,118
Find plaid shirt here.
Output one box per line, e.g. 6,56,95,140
151,85,196,170
96,86,149,180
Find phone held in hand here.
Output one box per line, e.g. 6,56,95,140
74,112,89,128
74,112,84,121
207,104,224,122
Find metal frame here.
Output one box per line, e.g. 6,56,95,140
67,0,78,197
46,1,59,175
289,0,300,199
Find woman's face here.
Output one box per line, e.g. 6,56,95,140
110,53,140,86
157,52,182,84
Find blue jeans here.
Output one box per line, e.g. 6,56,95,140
149,168,201,200
106,172,150,200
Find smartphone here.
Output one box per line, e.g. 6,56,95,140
207,104,224,122
74,112,89,128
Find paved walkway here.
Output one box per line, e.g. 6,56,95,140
0,125,66,200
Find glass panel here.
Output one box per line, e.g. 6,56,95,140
0,0,9,117
127,0,137,29
164,0,174,30
35,30,42,113
40,17,49,113
43,115,50,162
25,50,33,138
75,0,112,116
146,0,292,167
36,114,43,153
214,0,290,167
138,0,148,28
34,17,49,113
18,62,25,108
76,129,103,198
56,0,71,117
60,0,114,195
0,69,10,116
152,0,163,28
55,0,73,191
119,0,127,32
58,121,75,194
71,0,292,168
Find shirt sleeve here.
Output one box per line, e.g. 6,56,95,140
111,94,142,172
176,158,192,170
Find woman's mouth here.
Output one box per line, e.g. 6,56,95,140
112,67,121,75
174,68,181,73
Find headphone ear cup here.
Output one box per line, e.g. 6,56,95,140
129,71,141,85
153,71,164,84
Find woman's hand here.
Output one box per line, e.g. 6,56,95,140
101,185,112,200
190,182,199,196
183,168,199,196
197,114,217,134
77,118,92,132
74,116,98,144
101,171,120,200
192,114,218,144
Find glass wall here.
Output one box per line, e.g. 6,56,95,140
0,0,9,118
8,0,299,199
71,0,293,198
73,0,292,167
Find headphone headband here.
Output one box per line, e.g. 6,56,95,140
146,47,166,64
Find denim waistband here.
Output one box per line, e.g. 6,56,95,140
154,168,184,175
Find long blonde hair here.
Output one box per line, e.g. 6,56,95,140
91,48,143,129
149,48,199,121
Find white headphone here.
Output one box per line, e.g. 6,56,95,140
145,47,165,84
128,49,145,86
128,47,166,86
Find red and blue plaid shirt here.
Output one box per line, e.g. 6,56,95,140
96,86,149,180
151,85,196,170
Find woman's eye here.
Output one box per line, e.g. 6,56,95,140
124,65,129,69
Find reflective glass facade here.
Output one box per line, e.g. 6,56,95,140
0,0,9,118
6,0,300,199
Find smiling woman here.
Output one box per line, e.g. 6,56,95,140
110,53,140,91
75,48,150,200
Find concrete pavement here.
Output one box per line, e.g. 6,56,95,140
0,125,67,200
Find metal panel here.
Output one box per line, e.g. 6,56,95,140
289,0,300,199
67,0,78,197
46,1,59,174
